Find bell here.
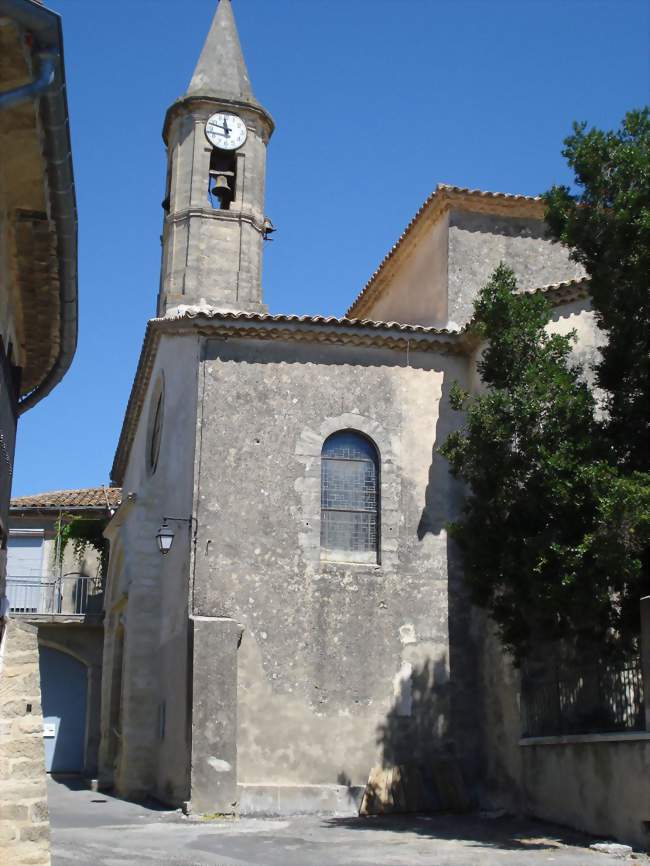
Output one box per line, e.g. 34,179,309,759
212,174,231,193
209,171,233,206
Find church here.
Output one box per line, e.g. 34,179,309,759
99,0,604,818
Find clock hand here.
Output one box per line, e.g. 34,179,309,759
222,118,231,136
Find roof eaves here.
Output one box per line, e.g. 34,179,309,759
110,310,472,485
0,0,79,414
110,275,590,487
523,276,590,303
460,276,592,340
10,504,111,514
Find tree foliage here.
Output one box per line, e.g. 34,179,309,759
441,111,650,661
440,265,650,662
56,515,109,578
544,108,650,470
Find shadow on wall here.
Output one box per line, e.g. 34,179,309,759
332,368,481,817
415,367,486,807
358,657,471,815
377,657,450,769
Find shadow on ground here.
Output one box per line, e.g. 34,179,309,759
49,774,172,812
322,812,600,853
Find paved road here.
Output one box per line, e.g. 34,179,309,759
48,778,641,866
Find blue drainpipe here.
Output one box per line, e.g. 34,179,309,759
0,48,58,111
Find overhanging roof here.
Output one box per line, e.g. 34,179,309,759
0,0,78,413
11,486,121,512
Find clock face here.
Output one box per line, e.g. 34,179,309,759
205,112,247,151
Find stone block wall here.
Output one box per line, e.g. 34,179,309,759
447,209,585,327
187,336,475,813
0,619,50,866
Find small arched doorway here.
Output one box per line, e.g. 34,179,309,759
39,646,87,773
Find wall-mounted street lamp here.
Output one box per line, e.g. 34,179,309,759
156,516,197,555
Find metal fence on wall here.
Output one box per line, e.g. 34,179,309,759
522,656,645,737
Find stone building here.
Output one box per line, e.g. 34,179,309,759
7,487,120,779
100,0,634,828
0,1,77,863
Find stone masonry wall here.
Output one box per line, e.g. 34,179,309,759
189,335,477,812
100,334,198,804
447,209,585,327
0,619,50,866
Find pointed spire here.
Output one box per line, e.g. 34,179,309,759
187,0,257,103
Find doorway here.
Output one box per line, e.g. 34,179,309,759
39,646,87,773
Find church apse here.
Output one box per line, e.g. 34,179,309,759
188,336,471,813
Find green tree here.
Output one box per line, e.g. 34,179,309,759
440,265,650,662
544,108,650,471
55,514,110,577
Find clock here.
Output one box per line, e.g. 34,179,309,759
205,112,247,151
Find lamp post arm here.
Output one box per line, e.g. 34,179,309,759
162,515,198,536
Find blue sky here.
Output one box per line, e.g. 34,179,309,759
12,0,649,496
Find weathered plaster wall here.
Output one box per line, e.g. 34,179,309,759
478,621,523,812
190,335,477,812
547,298,606,396
522,740,650,849
480,624,650,849
363,213,449,327
101,334,198,804
447,210,584,326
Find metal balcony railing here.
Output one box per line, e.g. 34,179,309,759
6,574,104,617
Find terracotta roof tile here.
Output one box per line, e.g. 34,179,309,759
10,486,122,511
522,276,590,303
165,306,462,335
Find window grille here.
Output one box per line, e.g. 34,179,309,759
321,431,379,562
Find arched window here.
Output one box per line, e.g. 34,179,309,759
321,431,380,563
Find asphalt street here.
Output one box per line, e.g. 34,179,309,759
47,778,643,866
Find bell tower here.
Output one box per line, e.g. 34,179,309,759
158,0,274,316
